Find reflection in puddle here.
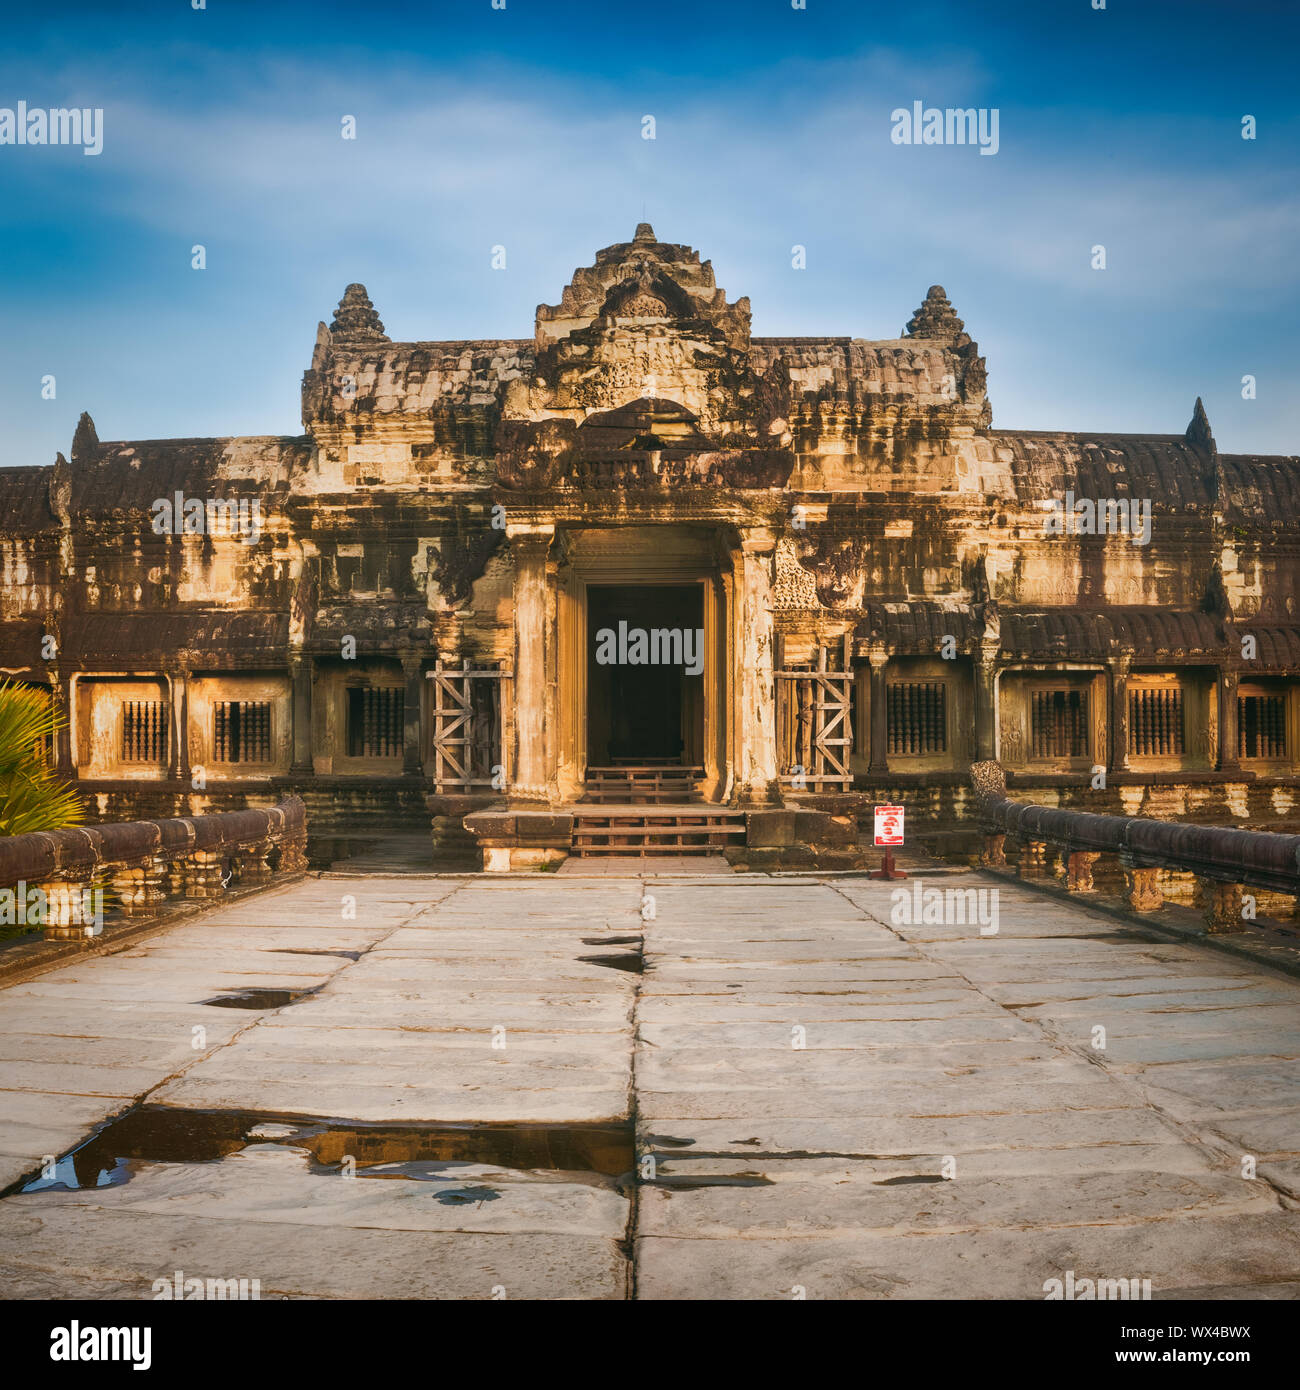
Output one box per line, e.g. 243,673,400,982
197,987,318,1010
270,948,362,961
432,1188,502,1205
15,1106,636,1195
655,1173,774,1189
577,952,643,974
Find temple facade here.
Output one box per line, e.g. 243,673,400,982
2,225,1298,861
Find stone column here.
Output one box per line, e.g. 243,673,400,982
290,656,313,774
507,524,556,804
868,651,889,775
401,653,424,777
1216,668,1240,772
1109,659,1130,773
732,529,781,806
55,670,74,778
973,647,998,762
168,670,189,783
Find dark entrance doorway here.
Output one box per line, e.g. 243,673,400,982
586,585,704,766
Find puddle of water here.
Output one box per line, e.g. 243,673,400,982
306,1121,635,1177
19,1108,254,1193
306,837,358,870
1067,932,1160,943
15,1107,636,1195
432,1187,502,1206
577,952,643,974
270,948,362,961
197,987,318,1009
656,1173,774,1189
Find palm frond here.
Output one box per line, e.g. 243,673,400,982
0,680,84,834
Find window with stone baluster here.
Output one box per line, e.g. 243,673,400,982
886,679,947,756
120,699,167,764
1238,683,1290,762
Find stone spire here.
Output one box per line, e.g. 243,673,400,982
71,411,98,463
1185,396,1216,453
904,285,966,343
633,222,656,244
329,283,388,341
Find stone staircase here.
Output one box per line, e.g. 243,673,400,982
570,804,745,857
583,764,704,805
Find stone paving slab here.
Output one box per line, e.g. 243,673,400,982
0,1205,626,1300
635,1213,1300,1299
635,867,1300,1298
639,1171,1276,1238
1,867,1299,1299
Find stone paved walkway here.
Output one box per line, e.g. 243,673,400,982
0,868,1298,1299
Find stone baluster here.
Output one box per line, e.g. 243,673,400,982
979,832,1006,868
1199,878,1246,934
1066,850,1100,892
1017,839,1050,878
1123,865,1164,913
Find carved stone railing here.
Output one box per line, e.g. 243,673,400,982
969,762,1300,934
0,797,307,941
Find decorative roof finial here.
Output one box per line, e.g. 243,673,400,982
71,411,99,463
1185,396,1216,453
904,285,966,342
633,222,656,244
330,283,388,341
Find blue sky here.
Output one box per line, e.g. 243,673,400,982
1,0,1297,466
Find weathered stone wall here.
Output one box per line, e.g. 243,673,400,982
0,225,1295,833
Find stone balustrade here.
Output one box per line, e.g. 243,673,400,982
969,761,1300,934
0,798,307,941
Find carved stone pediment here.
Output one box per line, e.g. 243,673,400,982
617,291,668,318
493,395,794,494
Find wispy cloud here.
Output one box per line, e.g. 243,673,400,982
1,23,1297,462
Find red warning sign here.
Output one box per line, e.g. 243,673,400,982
873,804,905,847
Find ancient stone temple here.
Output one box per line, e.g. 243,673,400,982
2,224,1297,865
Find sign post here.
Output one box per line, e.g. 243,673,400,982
869,803,907,880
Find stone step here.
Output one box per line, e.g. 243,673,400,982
571,806,745,856
582,765,705,806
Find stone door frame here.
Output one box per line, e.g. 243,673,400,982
554,526,729,804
